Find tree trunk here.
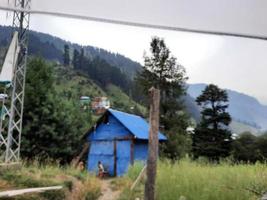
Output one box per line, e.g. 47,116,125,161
144,87,160,200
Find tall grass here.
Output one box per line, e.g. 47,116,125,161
156,159,267,200
119,159,267,200
0,161,101,200
127,161,146,181
115,162,146,200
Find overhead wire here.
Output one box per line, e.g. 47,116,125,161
1,5,267,41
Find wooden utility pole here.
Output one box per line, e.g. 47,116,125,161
144,87,160,200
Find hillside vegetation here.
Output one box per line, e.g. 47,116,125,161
54,65,147,117
0,162,101,200
0,25,141,79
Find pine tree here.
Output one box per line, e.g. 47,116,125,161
72,49,80,69
63,44,70,66
78,48,85,69
136,37,190,160
192,84,232,160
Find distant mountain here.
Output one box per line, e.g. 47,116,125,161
183,94,201,122
0,25,142,78
187,83,267,132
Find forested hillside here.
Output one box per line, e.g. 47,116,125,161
0,25,141,78
1,25,265,135
0,25,142,96
54,65,146,117
71,51,133,94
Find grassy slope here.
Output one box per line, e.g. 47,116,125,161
54,65,147,123
106,84,147,117
118,160,267,200
2,160,267,200
54,66,106,99
0,163,101,200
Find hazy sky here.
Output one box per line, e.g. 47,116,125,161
1,0,267,105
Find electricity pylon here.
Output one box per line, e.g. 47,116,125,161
0,0,30,163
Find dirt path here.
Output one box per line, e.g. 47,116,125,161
98,179,121,200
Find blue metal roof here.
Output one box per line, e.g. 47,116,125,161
108,109,167,140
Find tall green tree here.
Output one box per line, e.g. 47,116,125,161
136,37,190,160
21,57,91,163
78,48,85,70
72,49,80,69
192,84,232,160
63,44,70,66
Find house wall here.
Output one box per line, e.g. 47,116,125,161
134,140,148,162
116,140,131,176
87,139,132,176
87,114,133,176
88,115,131,141
87,114,154,176
88,140,115,175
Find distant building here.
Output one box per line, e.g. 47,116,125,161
186,126,195,134
80,96,91,110
91,97,110,115
86,109,167,176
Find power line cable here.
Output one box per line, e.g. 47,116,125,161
1,5,267,41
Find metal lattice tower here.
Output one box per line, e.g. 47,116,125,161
0,0,30,163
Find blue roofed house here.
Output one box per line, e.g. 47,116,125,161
87,109,167,176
